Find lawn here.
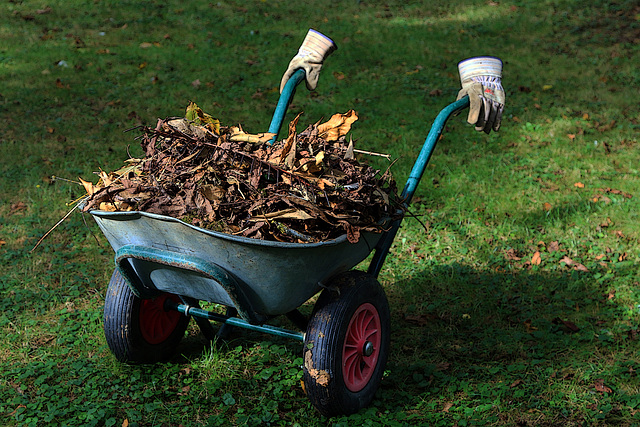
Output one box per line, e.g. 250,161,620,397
1,0,639,425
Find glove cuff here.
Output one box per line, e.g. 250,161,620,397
299,29,337,59
458,56,502,82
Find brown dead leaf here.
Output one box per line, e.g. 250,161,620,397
510,379,523,388
10,201,27,213
524,319,538,333
594,378,612,394
600,217,613,228
505,248,521,261
404,313,436,326
436,362,451,372
249,208,313,221
560,256,588,272
547,241,560,252
543,202,552,211
442,402,453,413
574,182,584,188
598,187,632,199
317,110,358,142
552,317,580,332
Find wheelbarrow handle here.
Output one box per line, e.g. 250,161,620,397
367,95,470,278
266,68,306,144
401,95,470,205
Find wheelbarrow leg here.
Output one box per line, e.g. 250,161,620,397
216,307,237,340
180,297,218,341
285,309,308,331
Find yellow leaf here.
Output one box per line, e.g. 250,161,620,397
542,84,553,91
315,151,325,166
79,177,97,196
317,110,358,142
185,102,220,135
97,170,112,187
228,128,276,144
99,202,117,212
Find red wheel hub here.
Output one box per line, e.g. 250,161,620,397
139,293,182,345
342,303,382,392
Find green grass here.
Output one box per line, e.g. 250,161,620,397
2,0,640,425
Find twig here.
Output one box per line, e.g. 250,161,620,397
30,199,87,252
353,149,392,161
51,175,83,186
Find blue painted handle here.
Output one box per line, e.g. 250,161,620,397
400,96,470,205
367,96,470,277
267,69,306,144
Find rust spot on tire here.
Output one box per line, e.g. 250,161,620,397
305,350,330,387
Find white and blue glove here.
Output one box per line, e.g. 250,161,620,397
456,56,505,133
280,29,337,93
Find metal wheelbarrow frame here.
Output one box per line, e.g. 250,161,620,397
93,63,470,416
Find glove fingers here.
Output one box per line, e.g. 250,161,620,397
474,99,489,132
484,102,498,134
493,103,504,132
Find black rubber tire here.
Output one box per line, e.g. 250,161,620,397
103,269,189,363
303,271,391,417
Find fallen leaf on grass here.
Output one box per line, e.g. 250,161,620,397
598,187,632,199
510,379,523,388
404,313,436,326
574,182,584,188
594,378,612,394
10,201,28,213
560,256,588,271
547,241,560,252
505,248,521,261
524,319,538,333
543,202,552,211
552,317,580,332
442,402,453,412
436,362,450,372
531,251,542,265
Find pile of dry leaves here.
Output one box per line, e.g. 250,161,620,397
81,103,401,243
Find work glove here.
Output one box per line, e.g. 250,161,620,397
456,56,505,134
279,29,337,93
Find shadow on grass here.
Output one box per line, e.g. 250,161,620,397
378,260,639,424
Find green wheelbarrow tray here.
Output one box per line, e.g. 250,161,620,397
91,208,383,324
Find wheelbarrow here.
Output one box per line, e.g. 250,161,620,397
90,46,471,417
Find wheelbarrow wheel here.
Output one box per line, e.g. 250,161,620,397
303,271,390,417
103,269,189,363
